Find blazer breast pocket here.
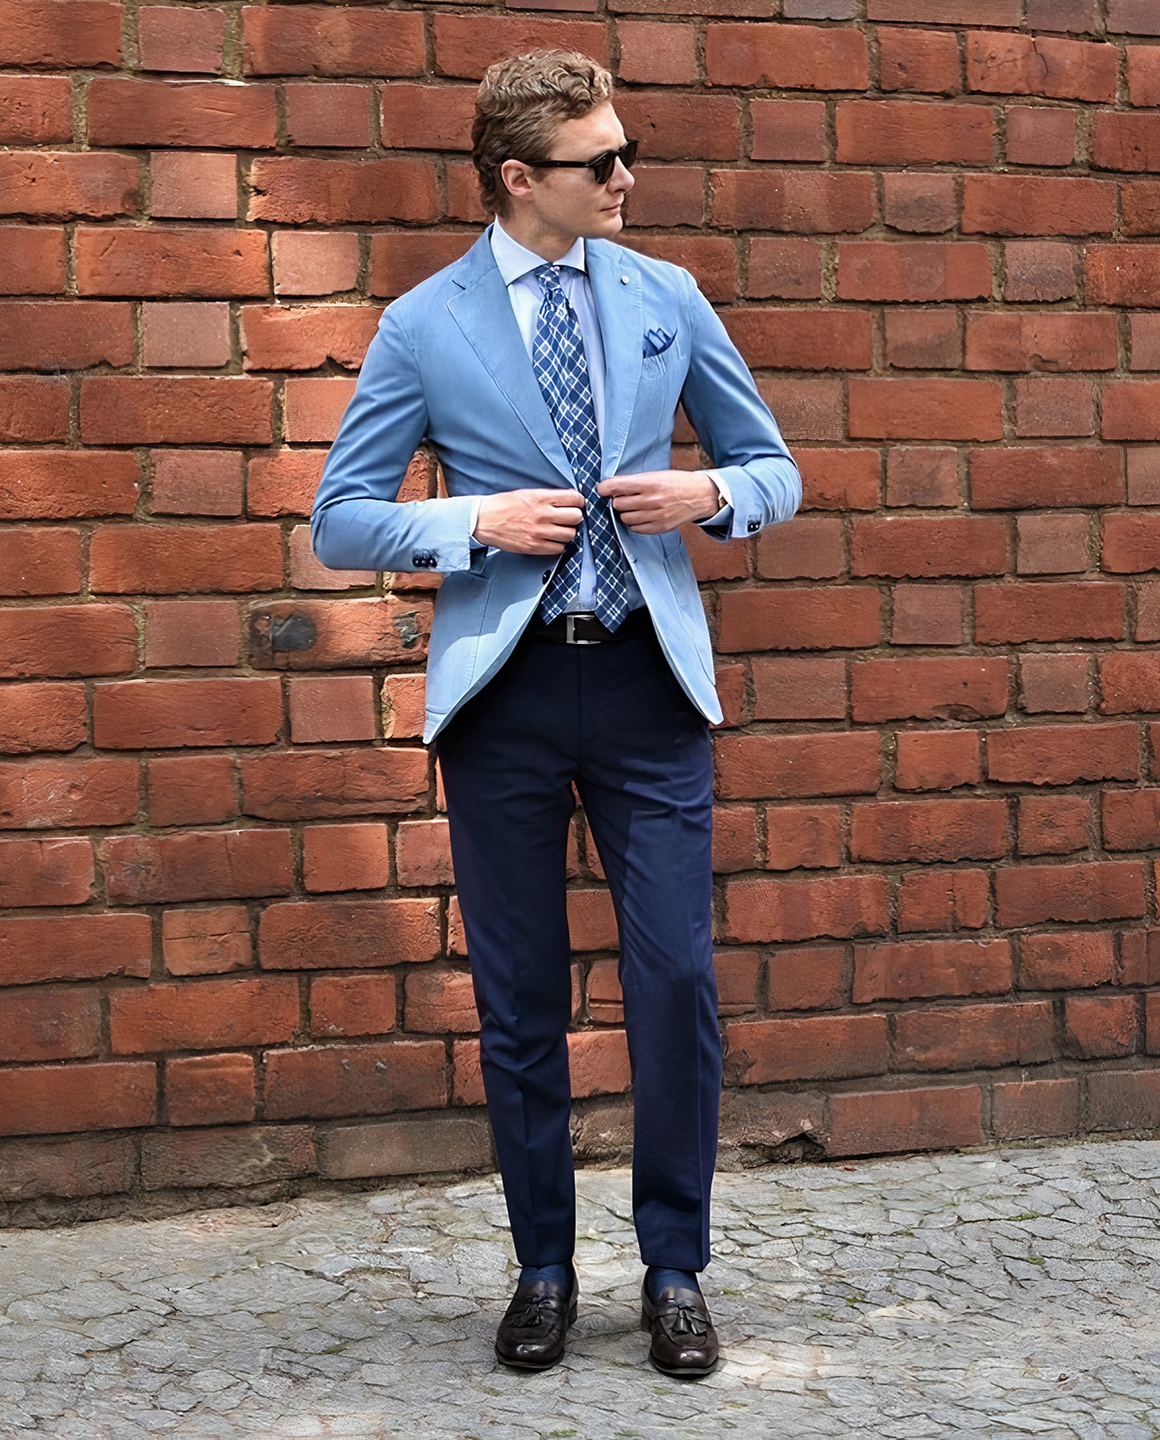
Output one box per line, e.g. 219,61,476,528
642,326,676,360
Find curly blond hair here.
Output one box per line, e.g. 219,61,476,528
471,51,613,217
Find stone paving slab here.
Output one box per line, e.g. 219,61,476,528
2,1139,1160,1437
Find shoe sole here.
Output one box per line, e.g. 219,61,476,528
494,1299,578,1371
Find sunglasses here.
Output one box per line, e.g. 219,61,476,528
523,140,639,186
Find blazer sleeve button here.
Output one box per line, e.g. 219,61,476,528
747,520,760,533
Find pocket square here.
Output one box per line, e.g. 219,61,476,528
643,327,675,359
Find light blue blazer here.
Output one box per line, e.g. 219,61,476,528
310,229,801,742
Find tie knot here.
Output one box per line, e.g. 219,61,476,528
535,263,565,300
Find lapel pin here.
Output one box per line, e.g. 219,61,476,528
620,275,629,284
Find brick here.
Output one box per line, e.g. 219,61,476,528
898,868,990,931
1020,653,1090,713
282,376,357,443
166,1054,256,1127
716,953,760,1017
445,160,488,224
1018,793,1091,854
0,913,149,986
765,946,845,1011
849,379,1003,440
94,677,280,751
319,1113,492,1180
1104,383,1160,441
969,446,1123,508
852,517,1007,579
681,521,747,582
0,682,87,754
783,0,858,12
162,906,252,977
566,889,618,952
110,975,298,1055
243,6,424,77
705,24,868,90
836,101,992,165
139,6,226,73
712,805,757,873
0,0,121,68
996,860,1146,926
105,829,293,904
746,237,823,300
765,805,842,871
249,596,432,671
242,305,379,373
443,13,610,77
0,227,66,293
797,449,881,511
0,1134,136,1203
143,600,240,669
838,242,992,303
755,517,844,580
142,302,230,369
1120,187,1160,241
617,21,698,85
715,731,881,800
867,0,1020,20
757,378,844,441
247,449,326,517
751,657,847,721
895,730,982,791
140,1125,314,1190
241,747,427,820
274,232,360,297
1111,0,1160,33
148,755,238,828
379,82,473,151
851,657,1008,724
614,92,740,162
1128,47,1160,106
567,1030,631,1100
1101,652,1160,714
368,233,476,300
993,1077,1080,1140
1087,1069,1160,1131
0,603,136,679
0,527,81,596
711,170,874,234
149,151,237,220
826,1084,984,1157
885,307,962,369
1093,112,1160,173
892,585,963,645
1004,241,1077,301
382,674,426,739
725,1013,887,1085
258,898,441,970
288,676,376,745
88,78,275,149
723,874,888,943
988,722,1136,786
0,75,72,143
76,228,267,298
1017,513,1090,575
1129,451,1160,507
965,166,1102,229
966,32,1117,101
405,969,478,1034
883,174,958,234
0,989,100,1063
886,448,959,507
1130,314,1160,371
264,1040,446,1120
249,157,436,226
716,586,880,652
974,582,1124,643
1006,106,1076,166
879,27,962,94
623,236,737,305
1025,0,1097,29
311,974,396,1038
851,798,1006,863
1103,789,1160,850
1119,929,1160,986
396,820,454,887
853,939,1011,1002
0,756,136,830
1020,930,1114,989
724,308,871,372
1014,376,1096,438
286,83,372,148
151,451,243,518
302,823,391,893
0,1061,155,1138
587,958,624,1024
1139,582,1160,638
82,376,272,446
0,152,138,219
0,377,68,441
896,1000,1054,1070
1064,993,1137,1058
965,312,1116,372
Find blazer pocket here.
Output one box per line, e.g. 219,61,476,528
643,326,676,359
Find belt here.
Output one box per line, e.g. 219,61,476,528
528,608,651,646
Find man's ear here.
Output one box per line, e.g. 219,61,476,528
500,158,534,203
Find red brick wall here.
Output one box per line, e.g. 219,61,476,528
4,0,1160,1219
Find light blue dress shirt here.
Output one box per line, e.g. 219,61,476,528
473,219,731,614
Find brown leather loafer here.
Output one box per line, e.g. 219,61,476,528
494,1269,579,1370
640,1278,719,1378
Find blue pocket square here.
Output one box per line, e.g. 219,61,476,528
643,327,675,358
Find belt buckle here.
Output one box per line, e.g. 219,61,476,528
565,613,602,646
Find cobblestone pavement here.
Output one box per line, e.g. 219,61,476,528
3,1140,1160,1438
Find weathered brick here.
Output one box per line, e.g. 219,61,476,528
0,226,66,294
148,755,238,828
0,683,87,754
264,1040,446,1120
722,308,872,371
715,732,881,799
105,829,293,904
995,861,1146,927
838,242,992,303
765,805,841,871
898,868,990,932
851,657,1008,723
0,1134,135,1202
993,1077,1081,1140
894,1000,1054,1070
0,527,81,597
969,446,1123,508
87,78,276,149
988,722,1137,785
879,27,962,94
0,1061,156,1138
1020,653,1090,713
259,898,441,970
0,151,137,219
1103,789,1160,850
0,912,150,985
974,582,1124,643
165,1054,256,1128
895,731,982,792
705,23,867,89
110,976,298,1055
1064,993,1137,1058
80,378,273,446
139,5,226,73
716,587,881,652
242,6,424,76
836,100,992,165
311,973,396,1039
966,32,1117,101
0,756,136,830
851,517,1007,577
1020,930,1114,989
850,798,1007,863
0,603,136,680
848,379,1003,440
726,1013,887,1085
711,170,875,234
892,585,964,645
140,1124,314,1190
249,158,437,225
961,174,1116,235
1017,513,1090,575
723,874,888,943
965,312,1117,372
0,75,72,144
94,678,282,749
241,748,428,820
751,657,847,721
162,905,253,977
765,946,845,1012
1018,793,1091,854
0,989,100,1063
826,1084,983,1158
1006,105,1076,166
853,939,1011,1002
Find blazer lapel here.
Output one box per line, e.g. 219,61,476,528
586,241,643,479
446,232,575,485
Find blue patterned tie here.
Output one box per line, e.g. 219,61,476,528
532,264,629,631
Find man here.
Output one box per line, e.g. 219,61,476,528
311,51,800,1378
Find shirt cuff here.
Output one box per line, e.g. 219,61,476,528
696,470,733,528
468,495,485,550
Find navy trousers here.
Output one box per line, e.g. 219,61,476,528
437,616,721,1272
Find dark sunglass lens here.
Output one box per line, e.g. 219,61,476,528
621,140,638,170
593,151,616,184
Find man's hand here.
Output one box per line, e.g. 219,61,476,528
597,471,720,534
474,488,585,555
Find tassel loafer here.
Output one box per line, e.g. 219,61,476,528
639,1278,719,1378
494,1269,579,1370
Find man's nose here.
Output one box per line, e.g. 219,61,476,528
612,162,634,192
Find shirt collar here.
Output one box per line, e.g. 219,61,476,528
490,219,586,287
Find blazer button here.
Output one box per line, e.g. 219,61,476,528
747,520,760,533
